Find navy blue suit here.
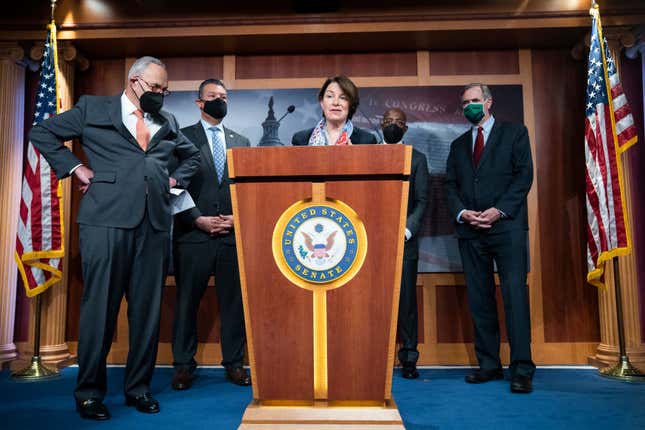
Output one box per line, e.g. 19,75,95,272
444,120,535,378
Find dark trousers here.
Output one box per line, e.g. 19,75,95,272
458,229,535,378
172,239,246,370
397,258,419,365
75,214,169,402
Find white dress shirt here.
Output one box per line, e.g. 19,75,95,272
121,92,162,141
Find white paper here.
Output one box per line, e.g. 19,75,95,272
170,188,195,215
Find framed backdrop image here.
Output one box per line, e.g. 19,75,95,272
164,85,524,272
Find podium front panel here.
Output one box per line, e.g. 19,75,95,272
230,145,410,404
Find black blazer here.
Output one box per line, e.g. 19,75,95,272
444,120,533,239
291,126,377,146
405,148,430,260
29,95,200,232
173,121,250,244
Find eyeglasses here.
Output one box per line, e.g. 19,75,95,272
137,77,171,97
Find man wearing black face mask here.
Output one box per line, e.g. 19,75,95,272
381,108,429,379
170,79,251,390
29,56,200,419
444,83,534,394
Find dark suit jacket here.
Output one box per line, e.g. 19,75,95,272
29,95,200,232
405,148,430,260
444,120,533,239
173,122,250,244
291,126,377,146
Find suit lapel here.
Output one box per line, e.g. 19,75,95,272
107,96,141,150
456,132,476,172
476,121,502,170
196,123,216,176
147,111,175,151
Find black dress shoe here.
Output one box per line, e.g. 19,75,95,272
171,368,195,390
76,398,110,420
401,363,419,379
125,392,160,413
510,375,533,393
226,367,251,386
465,368,504,384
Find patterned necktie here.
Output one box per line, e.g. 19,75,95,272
210,126,226,182
473,126,484,167
133,109,150,151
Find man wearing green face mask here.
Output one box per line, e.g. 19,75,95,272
444,83,535,394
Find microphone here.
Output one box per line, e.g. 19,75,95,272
277,105,296,123
357,106,384,142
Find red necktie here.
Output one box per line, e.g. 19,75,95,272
133,109,150,151
473,126,484,167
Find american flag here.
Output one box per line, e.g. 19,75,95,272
15,23,65,297
584,8,638,288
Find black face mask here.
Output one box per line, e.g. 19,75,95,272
203,98,227,120
139,92,163,114
382,124,405,144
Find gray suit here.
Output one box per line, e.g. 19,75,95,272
29,94,200,402
172,121,250,371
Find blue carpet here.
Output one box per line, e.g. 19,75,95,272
1,367,644,429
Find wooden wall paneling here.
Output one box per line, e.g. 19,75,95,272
429,50,520,76
519,48,545,346
158,284,221,344
235,52,418,80
531,48,600,343
435,285,510,344
161,56,224,81
75,58,126,97
416,51,431,86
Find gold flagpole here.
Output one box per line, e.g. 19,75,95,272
599,259,645,381
11,0,60,382
11,295,59,380
590,1,645,382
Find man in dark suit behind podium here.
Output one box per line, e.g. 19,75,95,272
171,79,251,390
381,108,429,379
29,56,200,419
444,83,535,393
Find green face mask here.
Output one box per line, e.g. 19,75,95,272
463,103,485,124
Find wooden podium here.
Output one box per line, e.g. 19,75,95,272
228,145,411,429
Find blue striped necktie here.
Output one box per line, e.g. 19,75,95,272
210,126,226,182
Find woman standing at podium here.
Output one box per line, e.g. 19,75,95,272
291,76,377,146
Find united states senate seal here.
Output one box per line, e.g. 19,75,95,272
272,199,367,291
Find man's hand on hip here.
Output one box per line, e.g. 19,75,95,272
74,165,94,194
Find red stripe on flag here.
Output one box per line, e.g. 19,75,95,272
603,104,627,247
618,125,638,146
610,82,624,99
585,164,608,253
586,222,599,266
29,152,43,251
49,169,61,249
613,104,631,122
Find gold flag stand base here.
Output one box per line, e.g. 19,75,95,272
238,399,405,429
599,356,645,382
10,356,60,382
